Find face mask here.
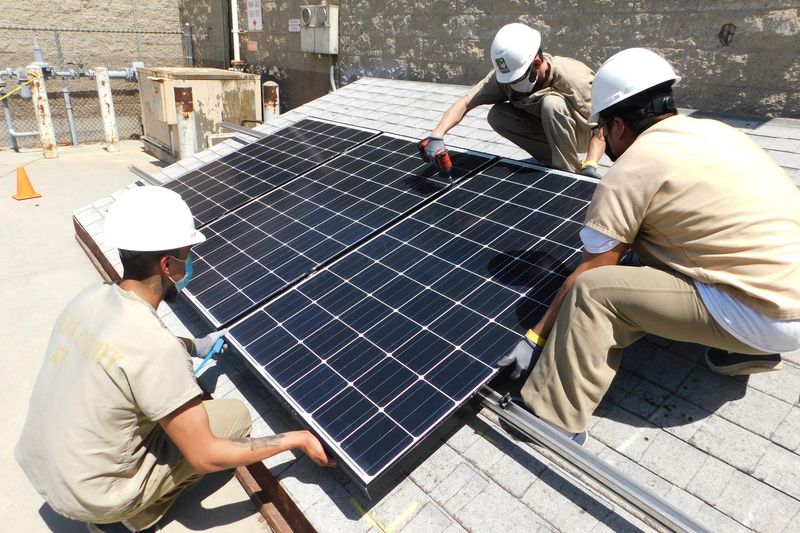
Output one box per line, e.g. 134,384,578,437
604,141,617,163
168,253,193,293
509,68,539,94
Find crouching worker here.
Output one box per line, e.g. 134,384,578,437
15,187,334,532
498,48,800,444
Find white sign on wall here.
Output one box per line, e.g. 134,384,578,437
288,18,301,33
247,0,263,32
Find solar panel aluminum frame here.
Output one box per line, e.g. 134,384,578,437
183,135,496,328
224,157,598,497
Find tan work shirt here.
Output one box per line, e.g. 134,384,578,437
466,53,595,142
585,114,800,319
15,282,202,522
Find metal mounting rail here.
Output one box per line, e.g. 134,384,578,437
479,388,712,533
219,121,267,139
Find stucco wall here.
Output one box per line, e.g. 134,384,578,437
0,0,184,70
227,1,800,118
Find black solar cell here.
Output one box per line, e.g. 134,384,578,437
164,119,378,227
185,134,493,326
227,158,597,494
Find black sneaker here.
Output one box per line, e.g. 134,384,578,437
705,348,783,376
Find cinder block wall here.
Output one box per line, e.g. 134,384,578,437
0,0,184,70
232,1,800,118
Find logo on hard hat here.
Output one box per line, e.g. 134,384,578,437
495,57,510,73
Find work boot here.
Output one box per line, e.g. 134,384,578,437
705,348,783,376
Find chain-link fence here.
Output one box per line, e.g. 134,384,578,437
0,24,189,150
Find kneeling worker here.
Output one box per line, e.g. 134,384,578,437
499,48,800,442
420,22,605,177
16,187,334,532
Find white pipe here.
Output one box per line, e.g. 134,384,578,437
26,64,57,159
174,86,197,158
230,0,241,64
95,67,120,152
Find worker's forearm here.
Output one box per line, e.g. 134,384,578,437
431,96,471,137
198,431,309,473
178,336,195,355
585,134,605,165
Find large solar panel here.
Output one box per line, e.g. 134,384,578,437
227,160,597,494
164,119,378,226
185,134,494,327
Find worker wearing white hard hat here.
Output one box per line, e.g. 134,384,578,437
420,22,605,176
497,48,800,440
16,186,335,532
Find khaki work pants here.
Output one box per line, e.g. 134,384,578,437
487,95,585,172
521,265,766,433
119,399,251,531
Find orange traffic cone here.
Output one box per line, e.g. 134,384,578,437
12,167,41,201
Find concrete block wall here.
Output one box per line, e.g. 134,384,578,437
0,0,184,70
226,1,800,119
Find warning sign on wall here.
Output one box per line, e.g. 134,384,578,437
247,0,263,32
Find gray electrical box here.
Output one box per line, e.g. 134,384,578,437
300,4,339,54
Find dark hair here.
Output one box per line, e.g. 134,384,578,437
599,81,677,134
119,248,180,281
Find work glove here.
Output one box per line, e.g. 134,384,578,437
497,330,546,380
193,329,229,357
579,160,601,179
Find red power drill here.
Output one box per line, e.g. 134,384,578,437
418,138,453,182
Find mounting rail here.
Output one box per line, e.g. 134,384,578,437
479,388,711,533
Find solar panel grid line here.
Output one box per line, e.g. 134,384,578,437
184,133,495,327
227,159,598,492
164,119,381,227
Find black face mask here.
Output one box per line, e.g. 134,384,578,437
604,141,617,162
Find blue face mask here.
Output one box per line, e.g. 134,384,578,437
169,253,193,293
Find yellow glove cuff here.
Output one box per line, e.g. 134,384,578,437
525,329,547,347
581,160,598,170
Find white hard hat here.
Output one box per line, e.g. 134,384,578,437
590,48,681,122
104,186,206,252
490,23,542,84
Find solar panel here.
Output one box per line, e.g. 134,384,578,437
185,134,494,327
164,119,378,227
226,159,597,494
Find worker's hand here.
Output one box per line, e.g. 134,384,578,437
497,332,545,380
194,329,229,357
579,160,601,179
301,430,337,467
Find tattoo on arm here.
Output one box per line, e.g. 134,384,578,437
231,435,284,451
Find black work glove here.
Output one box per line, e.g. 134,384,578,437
497,330,546,380
579,160,601,179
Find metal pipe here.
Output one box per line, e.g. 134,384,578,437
62,82,79,146
262,81,279,123
329,54,337,92
26,64,57,158
479,388,712,533
95,67,120,152
231,0,241,63
183,23,194,67
174,86,197,158
130,0,143,62
2,95,39,147
219,120,266,138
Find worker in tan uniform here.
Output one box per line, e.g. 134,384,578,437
420,22,605,176
497,48,800,443
15,187,335,533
